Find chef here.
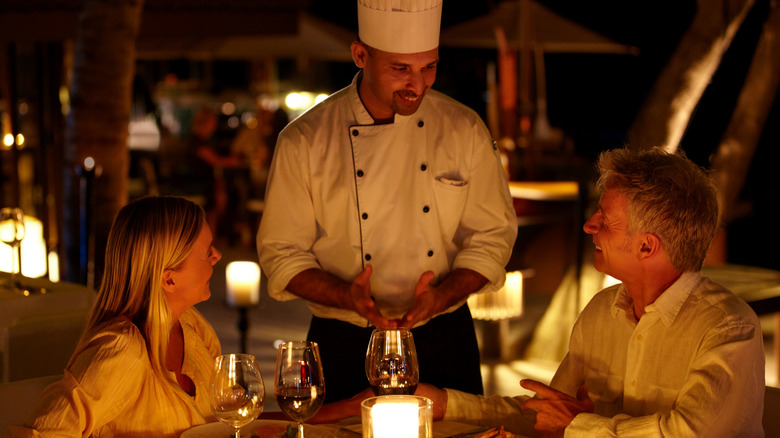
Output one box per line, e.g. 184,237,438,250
257,0,517,402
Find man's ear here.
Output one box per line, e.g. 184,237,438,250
162,269,176,294
351,41,368,68
639,233,662,260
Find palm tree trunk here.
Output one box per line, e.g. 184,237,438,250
63,0,144,286
627,0,755,152
705,0,780,264
710,0,780,225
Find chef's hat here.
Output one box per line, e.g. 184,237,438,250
357,0,443,54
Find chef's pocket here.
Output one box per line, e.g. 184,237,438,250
433,177,468,238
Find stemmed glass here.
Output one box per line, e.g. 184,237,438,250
0,207,25,293
209,354,265,438
365,328,419,395
274,341,326,438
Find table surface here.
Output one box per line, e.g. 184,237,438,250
184,418,516,438
0,273,95,382
702,264,780,315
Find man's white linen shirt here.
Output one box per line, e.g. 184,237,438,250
257,74,517,327
445,272,765,437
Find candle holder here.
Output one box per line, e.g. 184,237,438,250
225,261,261,354
361,395,432,438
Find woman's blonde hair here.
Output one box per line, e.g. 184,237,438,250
82,196,205,386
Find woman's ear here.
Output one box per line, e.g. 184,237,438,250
162,269,176,294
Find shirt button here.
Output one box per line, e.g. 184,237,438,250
352,129,359,136
636,334,643,341
357,169,364,177
423,206,430,213
427,250,434,257
362,213,368,220
631,380,637,387
418,120,424,128
420,163,427,171
365,254,371,261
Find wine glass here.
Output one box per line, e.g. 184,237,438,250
209,354,265,438
274,341,326,438
365,328,419,395
0,207,25,293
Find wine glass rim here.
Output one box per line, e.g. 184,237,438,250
215,353,260,365
279,340,318,349
360,394,432,407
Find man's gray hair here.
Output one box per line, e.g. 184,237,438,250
596,147,720,272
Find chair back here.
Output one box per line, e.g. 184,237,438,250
0,374,61,434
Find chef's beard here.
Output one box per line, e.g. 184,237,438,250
391,88,427,116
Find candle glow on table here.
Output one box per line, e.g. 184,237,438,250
225,261,261,307
361,395,432,438
467,270,523,320
373,401,418,438
0,216,47,278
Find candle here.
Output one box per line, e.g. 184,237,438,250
372,401,418,438
361,395,432,438
225,261,261,307
0,216,47,278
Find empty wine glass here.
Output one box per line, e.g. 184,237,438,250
274,341,325,438
209,354,265,438
365,328,419,395
0,207,25,293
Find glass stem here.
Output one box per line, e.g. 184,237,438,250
298,421,304,438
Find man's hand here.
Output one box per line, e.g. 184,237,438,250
398,271,438,328
349,265,397,328
520,379,594,438
308,387,375,424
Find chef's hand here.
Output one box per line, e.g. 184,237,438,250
350,265,397,328
520,379,593,438
398,271,438,328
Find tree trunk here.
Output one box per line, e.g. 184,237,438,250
627,0,755,152
63,0,144,287
705,0,780,264
710,0,780,225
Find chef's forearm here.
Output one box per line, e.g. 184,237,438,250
285,268,355,310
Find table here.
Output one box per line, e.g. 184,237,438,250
0,273,94,382
184,418,524,438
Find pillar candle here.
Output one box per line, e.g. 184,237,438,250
225,261,261,307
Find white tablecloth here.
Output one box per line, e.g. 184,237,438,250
0,274,94,382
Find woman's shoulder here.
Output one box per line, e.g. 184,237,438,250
71,317,148,368
181,308,221,353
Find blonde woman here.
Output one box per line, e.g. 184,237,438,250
9,196,223,437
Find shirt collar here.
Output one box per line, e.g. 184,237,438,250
349,72,377,125
611,271,702,326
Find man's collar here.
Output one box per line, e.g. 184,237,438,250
611,272,702,326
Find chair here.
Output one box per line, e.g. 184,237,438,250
0,374,61,434
764,385,780,436
2,309,87,382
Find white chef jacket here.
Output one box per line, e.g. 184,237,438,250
444,272,765,437
257,73,517,327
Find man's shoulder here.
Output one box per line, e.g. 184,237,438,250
693,277,760,326
280,84,354,134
